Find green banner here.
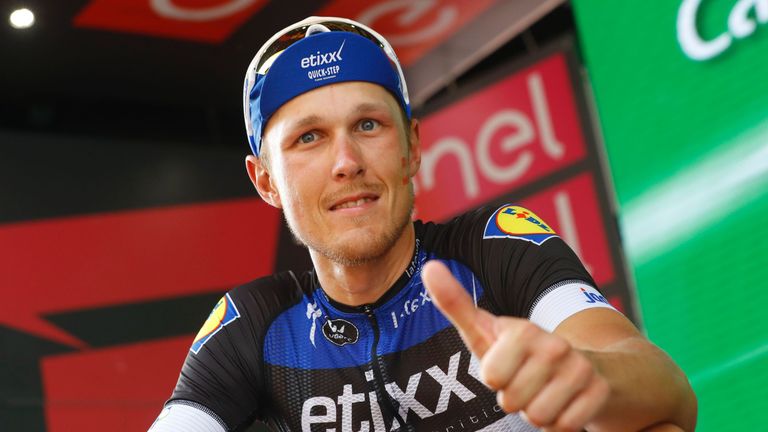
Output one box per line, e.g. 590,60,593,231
572,0,768,429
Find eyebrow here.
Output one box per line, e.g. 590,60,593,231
288,114,323,132
353,102,391,115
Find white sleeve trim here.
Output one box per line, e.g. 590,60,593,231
528,280,618,333
148,402,227,432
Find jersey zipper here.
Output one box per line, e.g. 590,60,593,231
363,304,412,432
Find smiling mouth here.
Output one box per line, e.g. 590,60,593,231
329,194,380,211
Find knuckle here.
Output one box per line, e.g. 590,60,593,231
497,390,522,413
541,337,570,362
481,363,503,390
523,408,548,427
570,354,594,381
518,321,540,342
554,418,581,432
468,338,488,356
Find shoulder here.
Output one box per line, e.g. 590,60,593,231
416,204,594,317
228,270,310,312
170,271,314,425
189,270,311,355
420,203,556,241
416,204,490,249
418,203,559,257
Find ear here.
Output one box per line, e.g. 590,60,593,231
407,118,422,178
245,154,282,208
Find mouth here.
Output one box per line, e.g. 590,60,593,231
329,193,380,211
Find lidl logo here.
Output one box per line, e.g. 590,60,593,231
483,205,558,245
190,293,240,354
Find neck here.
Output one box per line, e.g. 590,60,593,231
310,224,416,307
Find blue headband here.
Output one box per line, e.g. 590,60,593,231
247,31,411,155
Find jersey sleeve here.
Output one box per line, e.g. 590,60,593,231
425,204,612,326
149,402,227,432
163,275,295,430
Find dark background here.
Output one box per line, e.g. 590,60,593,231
1,1,574,163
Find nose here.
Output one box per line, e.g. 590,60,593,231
330,132,365,180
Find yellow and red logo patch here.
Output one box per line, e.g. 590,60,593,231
483,205,558,245
190,293,240,354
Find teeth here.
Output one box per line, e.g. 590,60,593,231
334,197,373,210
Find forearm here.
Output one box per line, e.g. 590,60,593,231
582,337,697,431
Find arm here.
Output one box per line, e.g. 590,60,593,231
148,284,276,432
149,403,227,432
422,260,697,431
555,308,697,431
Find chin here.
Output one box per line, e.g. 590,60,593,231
300,216,410,266
315,229,398,266
286,197,414,266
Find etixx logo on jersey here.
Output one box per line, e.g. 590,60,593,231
483,205,558,245
322,318,359,346
190,293,240,354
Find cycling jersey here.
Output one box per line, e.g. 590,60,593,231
160,204,616,431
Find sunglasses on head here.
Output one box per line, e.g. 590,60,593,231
244,18,409,121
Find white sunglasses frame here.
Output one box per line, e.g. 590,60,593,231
242,16,411,146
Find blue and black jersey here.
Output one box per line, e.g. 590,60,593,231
162,204,615,431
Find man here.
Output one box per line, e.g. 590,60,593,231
150,17,696,432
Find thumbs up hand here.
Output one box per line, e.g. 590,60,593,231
421,260,610,431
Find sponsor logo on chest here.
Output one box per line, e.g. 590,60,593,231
322,318,359,346
300,351,503,432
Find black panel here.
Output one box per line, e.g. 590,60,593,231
273,216,313,274
0,326,73,432
44,291,225,347
0,131,256,224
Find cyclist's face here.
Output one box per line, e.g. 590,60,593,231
260,82,420,265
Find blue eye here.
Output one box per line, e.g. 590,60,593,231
359,119,378,131
299,132,316,144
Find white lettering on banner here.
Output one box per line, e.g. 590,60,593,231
150,0,256,21
357,0,457,46
300,351,482,432
416,72,564,200
418,137,479,198
476,110,535,184
529,74,565,159
554,190,593,276
677,0,768,61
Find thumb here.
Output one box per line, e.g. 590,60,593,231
422,260,495,357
